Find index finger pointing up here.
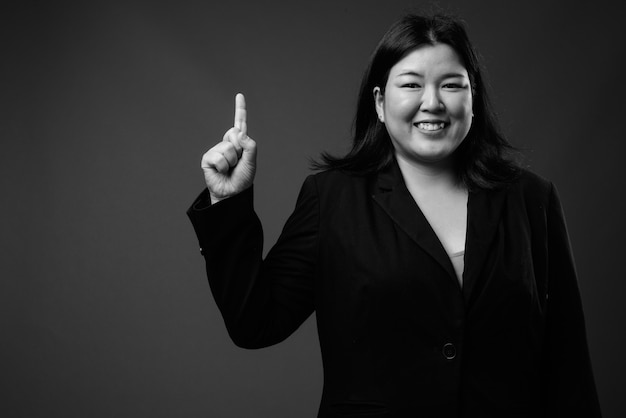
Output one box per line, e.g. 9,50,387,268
234,93,247,135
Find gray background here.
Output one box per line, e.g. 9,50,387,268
2,0,625,416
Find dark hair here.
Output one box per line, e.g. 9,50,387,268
313,14,519,190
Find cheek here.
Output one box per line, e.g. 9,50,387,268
385,95,419,120
450,98,473,124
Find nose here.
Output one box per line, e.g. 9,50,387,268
420,85,443,112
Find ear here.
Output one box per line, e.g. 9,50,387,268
373,86,384,123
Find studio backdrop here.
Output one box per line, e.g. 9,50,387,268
2,0,625,417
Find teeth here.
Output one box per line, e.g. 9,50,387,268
417,122,445,131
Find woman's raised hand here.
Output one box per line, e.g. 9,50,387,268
202,93,257,204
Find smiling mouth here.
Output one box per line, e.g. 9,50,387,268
415,122,447,131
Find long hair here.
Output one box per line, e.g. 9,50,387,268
313,14,519,190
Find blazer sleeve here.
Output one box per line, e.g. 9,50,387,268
543,183,602,417
186,177,319,349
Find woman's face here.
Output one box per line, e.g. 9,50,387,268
374,43,473,167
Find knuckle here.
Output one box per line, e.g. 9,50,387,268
215,158,228,173
222,141,235,152
201,151,214,165
205,150,225,167
223,128,237,141
226,135,244,153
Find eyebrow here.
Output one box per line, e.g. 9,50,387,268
396,71,466,78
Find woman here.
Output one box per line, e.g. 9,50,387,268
188,14,601,417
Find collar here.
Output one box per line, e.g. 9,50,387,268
371,159,508,305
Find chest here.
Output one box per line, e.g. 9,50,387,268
315,185,544,309
406,184,468,255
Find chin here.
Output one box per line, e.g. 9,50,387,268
393,139,460,166
413,148,456,164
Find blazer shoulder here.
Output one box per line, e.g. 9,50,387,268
306,169,370,193
508,168,554,203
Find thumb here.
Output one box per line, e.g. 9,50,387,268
237,130,256,153
234,131,256,166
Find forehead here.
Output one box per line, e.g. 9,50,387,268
390,43,467,77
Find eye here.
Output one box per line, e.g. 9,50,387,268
442,83,466,90
402,83,421,89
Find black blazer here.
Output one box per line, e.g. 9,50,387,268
187,161,601,417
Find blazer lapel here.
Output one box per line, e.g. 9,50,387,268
463,185,508,304
371,161,459,286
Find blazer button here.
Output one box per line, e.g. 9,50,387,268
442,343,456,360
